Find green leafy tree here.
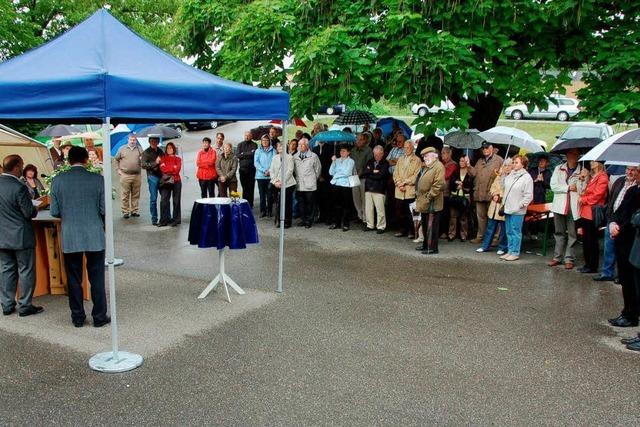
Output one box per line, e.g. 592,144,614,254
0,0,181,62
576,2,640,125
179,0,602,132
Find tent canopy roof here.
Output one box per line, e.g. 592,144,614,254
0,9,289,123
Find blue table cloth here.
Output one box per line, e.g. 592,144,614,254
188,199,259,250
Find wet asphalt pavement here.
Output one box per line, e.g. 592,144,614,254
1,124,639,425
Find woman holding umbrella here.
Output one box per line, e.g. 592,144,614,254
577,161,609,273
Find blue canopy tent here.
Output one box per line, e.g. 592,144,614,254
0,9,290,372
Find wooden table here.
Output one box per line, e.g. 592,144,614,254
525,203,553,256
33,211,89,300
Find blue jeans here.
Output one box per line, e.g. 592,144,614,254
147,175,160,223
481,218,507,252
600,225,616,277
505,214,525,256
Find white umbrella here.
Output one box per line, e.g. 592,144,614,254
479,126,543,153
580,129,640,162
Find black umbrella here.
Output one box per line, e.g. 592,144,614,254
333,110,378,126
550,137,600,154
135,125,181,139
250,125,281,140
526,152,564,170
443,129,484,150
37,124,82,137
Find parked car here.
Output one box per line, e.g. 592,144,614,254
553,122,615,147
317,104,346,115
161,123,183,135
184,120,235,131
504,96,580,121
411,100,455,117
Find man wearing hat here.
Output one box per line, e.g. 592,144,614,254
465,142,503,244
415,147,445,254
56,140,74,168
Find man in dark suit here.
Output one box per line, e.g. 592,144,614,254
49,136,64,168
50,146,109,328
0,155,43,316
608,171,640,328
594,166,638,282
312,140,334,224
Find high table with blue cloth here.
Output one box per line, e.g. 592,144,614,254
188,198,258,301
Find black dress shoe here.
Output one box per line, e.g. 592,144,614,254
363,226,374,232
593,275,614,282
2,307,15,316
415,245,426,251
608,315,624,325
152,221,158,226
123,213,130,219
421,249,439,255
376,229,385,234
18,305,43,317
609,316,638,327
73,318,85,328
157,222,168,227
342,226,349,232
131,212,140,217
620,336,640,345
578,266,597,274
94,316,111,328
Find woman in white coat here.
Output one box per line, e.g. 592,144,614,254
501,155,534,261
269,142,297,228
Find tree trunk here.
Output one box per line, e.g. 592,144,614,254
465,94,504,131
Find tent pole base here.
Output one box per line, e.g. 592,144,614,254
89,351,143,373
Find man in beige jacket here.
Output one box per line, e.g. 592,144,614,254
392,140,422,237
415,147,445,254
465,142,503,243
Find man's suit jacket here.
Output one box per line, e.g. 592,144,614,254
610,185,640,256
50,147,64,167
50,166,105,253
0,174,37,250
606,176,627,219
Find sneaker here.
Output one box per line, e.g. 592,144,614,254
413,237,424,243
499,253,510,259
476,248,485,253
496,250,505,256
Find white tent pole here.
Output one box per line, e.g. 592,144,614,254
88,118,143,373
277,121,288,293
102,117,120,358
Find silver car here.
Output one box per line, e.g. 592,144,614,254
504,97,580,121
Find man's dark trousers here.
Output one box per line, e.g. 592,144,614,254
64,250,107,323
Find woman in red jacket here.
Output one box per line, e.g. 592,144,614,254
195,137,218,198
578,161,609,273
158,142,182,227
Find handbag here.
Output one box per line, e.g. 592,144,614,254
347,175,361,188
160,174,175,188
450,195,469,210
592,205,607,229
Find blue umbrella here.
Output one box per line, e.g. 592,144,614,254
309,130,356,150
376,117,412,138
109,123,154,155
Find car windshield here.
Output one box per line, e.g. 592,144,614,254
560,126,601,139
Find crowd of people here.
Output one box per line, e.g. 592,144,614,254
2,122,640,351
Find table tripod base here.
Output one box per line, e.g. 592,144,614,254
198,249,245,302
